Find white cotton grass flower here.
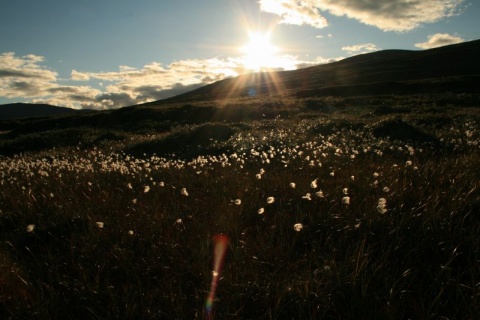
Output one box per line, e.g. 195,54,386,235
383,187,390,193
373,172,379,178
330,171,335,177
144,185,150,193
310,179,318,189
159,181,165,187
96,221,104,229
255,174,262,179
377,206,388,215
342,196,350,205
351,175,355,181
26,224,35,233
377,198,388,214
302,193,312,200
128,230,134,235
127,183,133,189
181,188,189,196
315,190,324,198
258,208,265,214
132,198,137,204
293,223,303,232
176,218,183,224
234,199,242,205
267,196,275,204
342,188,348,195
289,182,296,189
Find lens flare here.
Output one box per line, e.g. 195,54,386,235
205,234,229,318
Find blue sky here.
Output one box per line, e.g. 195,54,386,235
1,0,479,109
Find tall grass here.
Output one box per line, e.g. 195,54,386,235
0,104,479,319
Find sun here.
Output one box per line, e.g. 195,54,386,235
241,32,280,71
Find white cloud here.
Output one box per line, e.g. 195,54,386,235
316,33,332,39
0,52,57,82
71,69,90,81
259,0,464,31
0,52,58,98
259,0,328,28
342,43,380,54
414,33,465,49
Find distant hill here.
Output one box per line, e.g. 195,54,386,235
148,39,480,104
0,103,89,120
3,40,479,119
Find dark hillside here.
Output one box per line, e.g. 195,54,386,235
0,103,90,120
152,39,480,103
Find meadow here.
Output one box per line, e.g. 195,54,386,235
0,94,479,319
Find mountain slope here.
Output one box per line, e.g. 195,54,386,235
154,39,480,103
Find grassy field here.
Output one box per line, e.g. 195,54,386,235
1,94,479,319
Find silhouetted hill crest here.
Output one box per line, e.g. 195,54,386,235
0,103,90,120
149,39,480,104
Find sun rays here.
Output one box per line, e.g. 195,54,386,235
240,31,296,72
241,32,279,72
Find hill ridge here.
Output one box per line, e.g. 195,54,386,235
0,103,90,121
146,39,480,104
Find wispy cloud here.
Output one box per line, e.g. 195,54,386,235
342,43,380,54
414,33,465,49
316,33,333,39
259,0,464,31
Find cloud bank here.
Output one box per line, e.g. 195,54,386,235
1,52,336,110
259,0,464,31
68,58,245,109
414,33,465,49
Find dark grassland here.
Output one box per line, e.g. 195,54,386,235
0,93,479,319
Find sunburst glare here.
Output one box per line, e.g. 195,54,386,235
240,32,295,72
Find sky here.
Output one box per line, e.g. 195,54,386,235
1,0,479,110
